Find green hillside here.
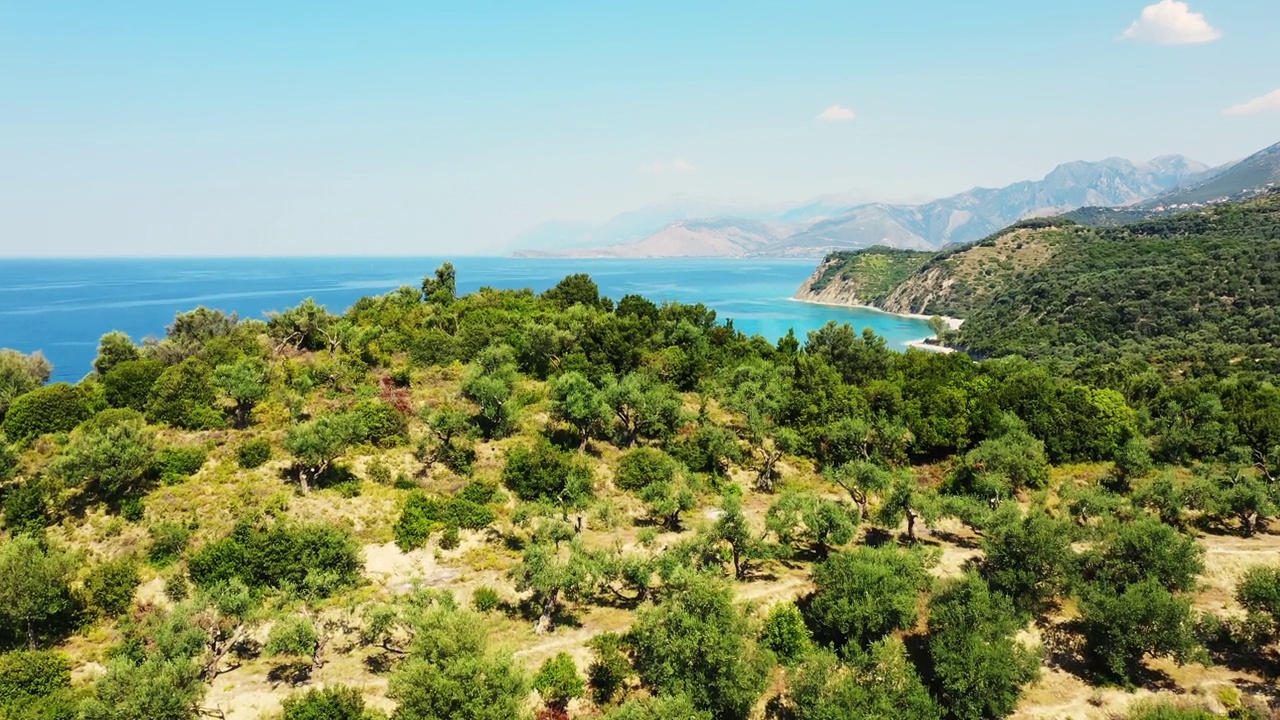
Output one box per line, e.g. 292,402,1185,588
804,247,935,298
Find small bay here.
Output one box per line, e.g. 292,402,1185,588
0,257,935,381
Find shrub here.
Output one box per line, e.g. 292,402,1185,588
187,519,361,596
353,399,409,447
119,497,145,522
502,439,594,506
148,522,192,566
366,457,392,485
282,685,379,720
533,652,585,711
473,586,500,613
439,525,461,550
266,616,319,659
82,557,140,619
393,491,496,551
805,545,928,650
587,632,629,706
102,359,164,412
615,447,678,492
3,383,89,439
237,437,272,469
51,412,155,505
759,602,811,665
164,572,189,602
3,479,51,535
0,650,71,705
146,357,221,429
152,445,208,485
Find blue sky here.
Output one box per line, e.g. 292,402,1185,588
1,0,1277,256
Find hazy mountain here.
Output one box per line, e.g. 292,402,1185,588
780,155,1210,253
1066,141,1280,226
518,218,798,258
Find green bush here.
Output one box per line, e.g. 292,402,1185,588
266,616,319,658
366,457,392,485
0,650,70,705
82,557,140,619
615,447,678,492
0,444,17,481
282,685,380,720
393,491,496,551
151,445,208,485
146,358,221,429
439,524,460,550
587,632,630,706
3,384,90,440
187,519,361,596
353,399,409,447
759,602,811,665
119,497,145,522
237,437,272,469
3,479,51,535
147,522,192,566
533,652,585,711
472,586,500,612
102,359,164,412
502,439,594,505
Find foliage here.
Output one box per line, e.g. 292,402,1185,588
282,685,383,720
502,439,594,507
394,491,496,551
461,345,520,439
82,557,141,619
51,411,156,505
759,601,811,665
927,573,1039,720
532,652,585,711
626,572,770,720
1078,516,1203,594
549,371,608,449
265,615,319,659
3,383,89,440
283,413,365,493
147,358,221,430
0,349,52,418
0,536,75,649
805,545,927,651
78,656,203,720
237,437,272,469
981,508,1074,614
766,491,857,559
103,359,165,412
148,522,192,566
472,586,500,613
781,640,942,720
586,632,630,706
602,694,710,720
152,445,207,485
0,650,70,706
1078,578,1199,682
212,358,269,428
615,447,678,492
187,518,361,597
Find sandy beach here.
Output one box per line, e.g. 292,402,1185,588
788,296,964,351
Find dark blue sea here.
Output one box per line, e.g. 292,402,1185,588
0,258,934,382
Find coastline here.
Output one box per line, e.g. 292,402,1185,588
787,295,963,352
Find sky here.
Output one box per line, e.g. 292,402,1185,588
0,0,1277,257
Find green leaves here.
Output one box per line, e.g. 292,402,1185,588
805,545,927,651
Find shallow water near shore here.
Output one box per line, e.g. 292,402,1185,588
0,257,936,381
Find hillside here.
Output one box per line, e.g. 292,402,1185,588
799,191,1280,370
5,262,1280,720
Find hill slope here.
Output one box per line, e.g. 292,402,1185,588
799,191,1280,368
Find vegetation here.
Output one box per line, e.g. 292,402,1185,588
2,209,1280,719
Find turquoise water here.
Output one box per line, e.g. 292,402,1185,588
0,258,934,381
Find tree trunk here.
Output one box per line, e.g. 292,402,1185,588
905,508,917,543
299,470,311,495
1242,511,1258,538
26,619,37,650
536,589,559,635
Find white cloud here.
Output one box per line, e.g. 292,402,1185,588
1224,88,1280,116
817,105,856,122
1121,0,1221,45
640,158,697,174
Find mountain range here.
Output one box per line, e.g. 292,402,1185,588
512,144,1280,258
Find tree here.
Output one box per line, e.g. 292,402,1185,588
712,493,769,580
509,540,598,634
804,323,893,386
927,573,1039,720
282,685,381,720
625,572,770,720
828,461,892,518
1236,565,1280,637
0,348,51,417
421,263,457,305
781,640,942,720
949,422,1049,499
1079,516,1203,594
83,557,142,619
878,471,938,543
981,508,1074,614
532,652,585,712
639,472,697,530
79,656,204,720
759,601,811,665
1195,470,1278,538
423,404,475,472
212,358,269,428
586,632,630,705
267,298,340,353
1078,578,1199,682
147,358,220,429
502,439,594,510
766,491,857,559
805,545,927,651
542,273,601,309
51,411,156,505
93,331,140,376
3,382,89,439
283,413,365,493
603,694,710,720
266,615,323,671
549,371,608,451
461,345,519,439
103,358,165,411
0,537,74,649
603,372,683,445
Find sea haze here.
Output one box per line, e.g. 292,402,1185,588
0,258,934,381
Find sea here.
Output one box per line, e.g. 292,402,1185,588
0,257,935,382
